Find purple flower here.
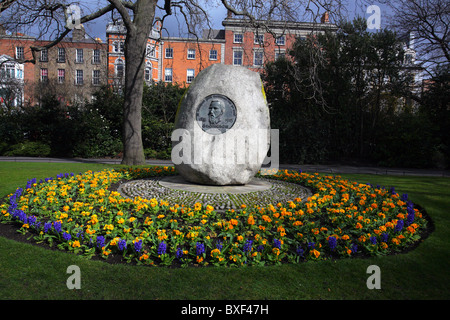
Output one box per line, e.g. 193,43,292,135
395,220,404,232
351,243,358,253
243,240,253,253
53,221,62,233
118,239,127,251
96,235,105,248
63,232,71,241
370,236,377,245
44,222,52,233
176,247,184,260
158,241,167,255
257,245,264,252
381,233,389,243
307,242,315,249
328,236,337,251
274,239,282,249
216,240,223,251
296,246,304,257
134,239,143,253
196,242,205,256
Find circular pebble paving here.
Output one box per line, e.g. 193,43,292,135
117,175,313,211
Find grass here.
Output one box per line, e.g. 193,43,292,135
0,162,449,301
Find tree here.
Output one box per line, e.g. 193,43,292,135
0,0,354,165
382,0,449,73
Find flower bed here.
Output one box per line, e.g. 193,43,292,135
0,166,429,267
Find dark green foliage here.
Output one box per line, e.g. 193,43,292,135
263,17,448,168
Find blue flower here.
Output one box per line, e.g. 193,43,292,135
196,242,205,256
243,240,253,253
118,239,127,251
395,220,404,232
97,235,105,248
273,239,282,249
381,232,389,243
44,222,52,233
328,236,337,251
63,232,71,241
401,193,409,201
53,221,62,233
406,201,415,226
158,241,167,255
296,246,304,257
257,245,264,252
351,243,358,253
307,242,315,249
134,239,143,253
176,247,184,259
370,236,377,245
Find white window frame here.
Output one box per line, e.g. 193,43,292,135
187,48,196,59
146,45,156,58
92,70,100,85
275,35,285,46
145,62,152,82
40,68,48,82
209,49,218,60
165,48,173,58
92,49,101,64
57,47,66,63
75,69,83,85
115,58,124,79
76,49,83,63
165,68,173,82
254,33,264,45
186,69,195,83
233,49,243,66
234,33,243,43
40,49,48,62
15,47,24,60
253,50,264,67
57,69,65,83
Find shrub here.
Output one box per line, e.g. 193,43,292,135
4,141,51,157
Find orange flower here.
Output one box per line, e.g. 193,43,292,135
310,249,320,258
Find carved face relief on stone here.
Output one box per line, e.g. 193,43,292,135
196,94,237,134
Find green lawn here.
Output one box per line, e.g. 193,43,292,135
0,162,449,301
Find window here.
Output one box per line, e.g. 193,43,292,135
254,34,264,44
275,50,286,60
40,49,48,62
57,48,66,62
233,50,243,65
254,50,264,67
275,35,285,46
164,68,172,82
165,48,173,58
15,47,24,60
115,58,124,78
234,33,243,43
76,49,83,63
92,49,101,64
186,69,195,83
187,49,196,59
40,68,48,82
57,69,65,83
75,69,83,85
209,49,218,60
92,70,100,85
146,45,156,58
1,63,16,79
113,41,124,53
145,63,152,82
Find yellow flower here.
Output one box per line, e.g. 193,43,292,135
72,241,81,248
310,249,320,258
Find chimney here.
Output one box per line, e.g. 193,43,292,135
321,12,329,23
72,24,85,41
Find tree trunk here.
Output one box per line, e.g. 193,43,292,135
121,0,157,165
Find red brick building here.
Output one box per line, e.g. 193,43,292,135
106,13,336,87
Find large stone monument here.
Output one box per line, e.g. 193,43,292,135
172,64,270,185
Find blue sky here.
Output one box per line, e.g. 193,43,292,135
81,1,392,41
